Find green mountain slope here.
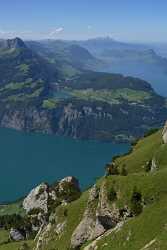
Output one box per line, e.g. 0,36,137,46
0,38,167,142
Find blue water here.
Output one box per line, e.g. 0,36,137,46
0,128,130,203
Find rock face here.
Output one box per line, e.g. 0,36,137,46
58,176,80,192
0,107,52,134
23,183,49,214
23,176,81,214
151,158,158,172
10,228,25,241
162,121,167,144
71,182,120,249
71,185,99,249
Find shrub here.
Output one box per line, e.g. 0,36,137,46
144,160,152,172
120,164,128,176
108,187,117,201
105,163,119,176
130,187,143,216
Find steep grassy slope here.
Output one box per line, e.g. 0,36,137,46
37,129,167,250
82,130,167,250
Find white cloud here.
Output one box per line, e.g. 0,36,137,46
49,27,64,37
88,25,92,30
0,29,17,39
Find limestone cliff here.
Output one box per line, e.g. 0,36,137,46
162,121,167,143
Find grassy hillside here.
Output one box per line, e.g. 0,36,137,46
43,129,167,250
82,129,167,250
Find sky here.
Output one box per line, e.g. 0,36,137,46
0,0,167,42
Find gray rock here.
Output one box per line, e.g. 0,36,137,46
162,121,167,143
151,158,158,172
71,186,99,248
23,183,49,214
58,176,80,192
71,182,119,249
10,228,25,241
23,176,80,215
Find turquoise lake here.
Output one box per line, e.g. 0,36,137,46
0,128,130,203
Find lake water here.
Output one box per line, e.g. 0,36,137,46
0,128,130,203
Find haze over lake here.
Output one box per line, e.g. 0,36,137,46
0,128,130,203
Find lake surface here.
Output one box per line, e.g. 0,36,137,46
0,128,130,203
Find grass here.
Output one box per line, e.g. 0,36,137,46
42,191,89,250
70,88,151,105
42,99,59,109
0,230,9,245
96,195,167,250
115,129,163,174
0,240,34,250
0,201,25,216
4,87,44,103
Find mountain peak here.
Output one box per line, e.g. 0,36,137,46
0,37,27,50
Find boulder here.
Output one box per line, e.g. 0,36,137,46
10,228,25,241
23,183,49,214
162,121,167,143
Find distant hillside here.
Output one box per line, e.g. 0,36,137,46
26,40,103,78
29,37,167,96
0,37,166,142
74,37,148,56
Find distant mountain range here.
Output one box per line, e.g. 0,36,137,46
24,37,167,95
0,37,166,142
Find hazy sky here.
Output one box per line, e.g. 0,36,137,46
0,0,167,42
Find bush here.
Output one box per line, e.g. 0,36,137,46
120,164,128,176
130,187,143,216
105,163,119,176
144,160,152,172
108,187,117,201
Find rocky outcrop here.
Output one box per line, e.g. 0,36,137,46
58,176,80,192
151,158,158,172
23,176,80,215
93,182,119,238
23,183,49,214
162,121,167,143
71,185,99,249
71,182,120,249
10,228,25,241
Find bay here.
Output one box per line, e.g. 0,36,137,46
0,128,130,203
